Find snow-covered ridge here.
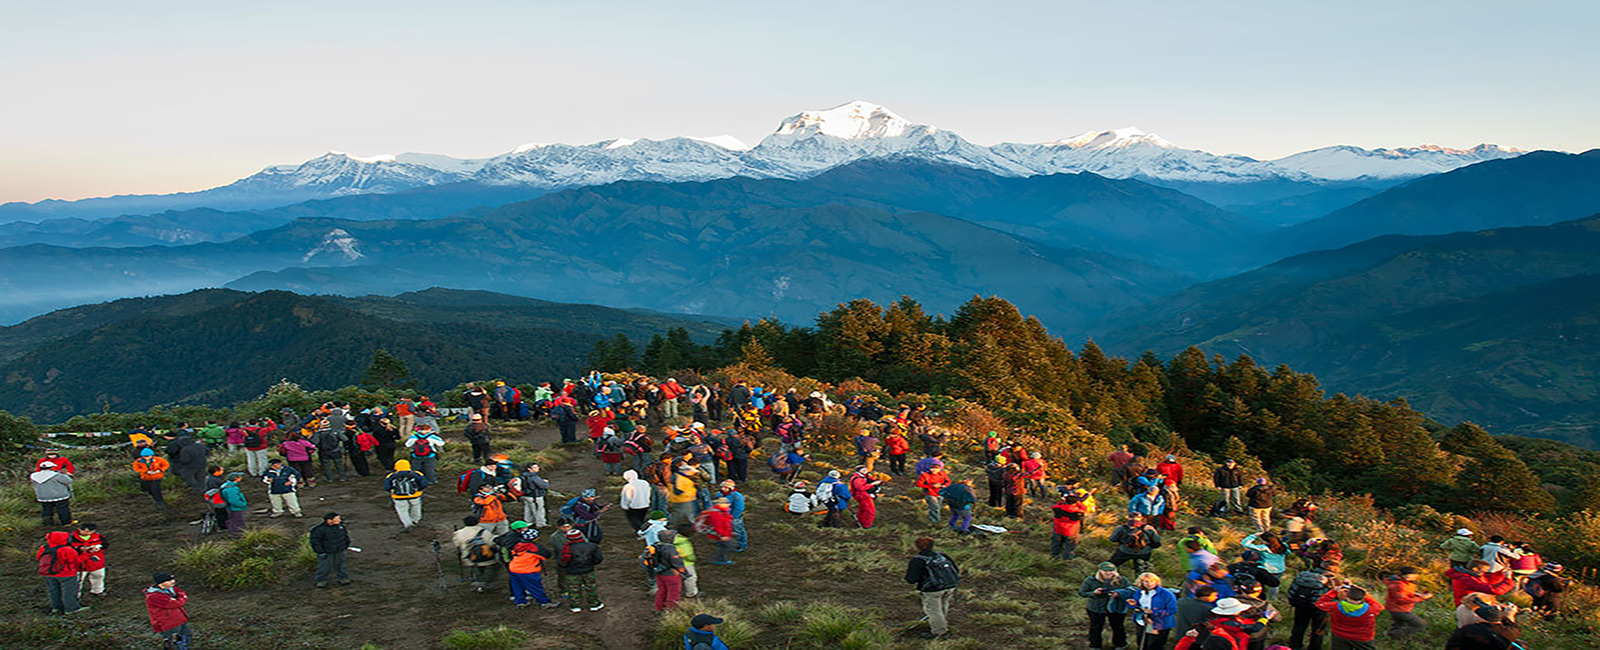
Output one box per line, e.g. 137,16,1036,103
19,101,1530,213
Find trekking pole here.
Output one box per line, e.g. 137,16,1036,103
431,540,447,591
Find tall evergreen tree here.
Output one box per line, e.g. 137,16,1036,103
361,349,412,389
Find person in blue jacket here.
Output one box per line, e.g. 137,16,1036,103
717,481,748,552
1128,485,1166,517
1125,572,1178,649
817,470,851,528
683,613,731,650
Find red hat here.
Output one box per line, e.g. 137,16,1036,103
565,529,585,540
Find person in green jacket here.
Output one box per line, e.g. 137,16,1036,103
1440,528,1481,571
1079,562,1130,650
1180,526,1218,555
673,524,700,598
198,422,227,450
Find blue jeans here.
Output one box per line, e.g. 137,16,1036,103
732,516,747,551
510,571,551,605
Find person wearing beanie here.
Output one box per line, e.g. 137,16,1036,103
309,512,352,588
717,480,748,552
145,572,190,647
684,613,730,650
572,488,609,543
701,498,736,565
557,527,604,612
508,526,555,608
650,529,687,611
1315,581,1384,649
1080,562,1130,649
1440,528,1481,572
38,530,86,614
218,472,249,536
638,510,671,545
131,447,170,508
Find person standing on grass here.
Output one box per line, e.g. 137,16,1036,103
558,528,605,612
1050,490,1087,561
71,523,107,599
572,488,609,543
1440,528,1480,572
371,415,399,471
31,461,75,527
684,613,731,650
1109,515,1161,573
1213,459,1246,515
904,536,960,639
262,458,304,518
1245,477,1275,533
1126,572,1178,650
383,459,428,531
242,421,271,476
464,413,492,464
145,572,190,648
1384,566,1434,640
1315,582,1383,650
218,472,248,536
620,469,653,531
700,498,736,565
132,448,170,509
403,424,445,484
473,483,512,536
1287,564,1336,650
939,479,976,534
849,466,881,529
309,512,351,588
38,530,86,614
717,481,747,552
1081,562,1130,650
916,460,952,525
650,529,687,612
673,524,702,598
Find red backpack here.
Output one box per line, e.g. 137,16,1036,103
456,470,474,494
37,545,69,575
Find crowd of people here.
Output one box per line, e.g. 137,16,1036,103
22,372,1582,649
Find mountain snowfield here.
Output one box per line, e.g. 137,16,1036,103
0,101,1525,222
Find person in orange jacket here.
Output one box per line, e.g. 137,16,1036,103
131,448,170,508
1384,566,1434,640
915,461,952,524
472,483,511,535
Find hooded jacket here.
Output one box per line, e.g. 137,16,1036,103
383,460,427,499
37,531,81,577
144,584,189,633
219,480,248,511
30,468,74,502
72,530,107,571
1440,535,1481,564
619,470,652,509
1445,568,1513,605
1315,590,1384,642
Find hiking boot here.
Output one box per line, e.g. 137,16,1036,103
270,513,284,518
589,603,605,611
539,602,559,609
569,607,582,612
292,513,304,518
315,582,327,588
337,580,351,586
516,602,529,609
66,606,90,614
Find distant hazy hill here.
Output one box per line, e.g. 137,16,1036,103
0,288,729,420
1099,215,1600,446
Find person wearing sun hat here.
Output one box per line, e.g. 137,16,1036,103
684,613,730,649
1440,528,1481,572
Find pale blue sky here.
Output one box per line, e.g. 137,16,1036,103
2,0,1595,202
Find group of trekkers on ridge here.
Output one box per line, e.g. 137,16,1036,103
24,371,1573,649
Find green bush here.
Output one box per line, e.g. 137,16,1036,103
172,526,308,589
653,598,761,650
797,601,879,647
442,625,529,650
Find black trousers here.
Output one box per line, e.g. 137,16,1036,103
375,445,396,471
558,421,578,443
40,500,72,525
1087,611,1126,649
1290,604,1328,650
728,458,749,482
1004,493,1023,518
987,482,1003,507
470,439,491,463
887,454,906,475
141,479,166,506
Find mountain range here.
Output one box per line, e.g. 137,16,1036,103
1098,214,1600,447
0,288,730,419
0,101,1522,225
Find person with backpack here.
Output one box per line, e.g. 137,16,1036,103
1051,490,1087,561
1440,528,1480,572
145,571,190,648
1315,582,1383,650
1240,532,1288,597
463,413,492,464
940,479,977,534
38,530,86,614
1478,535,1520,574
403,425,445,484
599,428,627,476
904,536,960,639
509,463,550,527
343,421,372,477
647,529,688,611
1384,566,1434,640
1213,459,1246,515
1109,514,1161,573
309,512,352,588
261,458,304,518
473,483,512,536
278,434,318,488
1244,478,1275,534
218,472,248,536
816,470,852,528
453,515,501,592
1175,585,1223,641
1524,562,1566,620
132,448,170,508
683,613,731,650
242,423,270,476
1081,562,1131,649
383,459,428,531
697,498,736,565
311,421,348,483
558,528,605,611
371,414,400,471
1287,565,1336,650
550,398,581,444
31,461,75,527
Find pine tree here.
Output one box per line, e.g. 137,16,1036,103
815,299,889,381
591,334,637,372
739,339,774,369
361,349,412,389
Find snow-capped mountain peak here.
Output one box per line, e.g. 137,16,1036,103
1271,143,1525,180
688,135,750,151
1049,127,1176,150
771,101,924,140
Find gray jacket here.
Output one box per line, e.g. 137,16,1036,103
30,469,74,502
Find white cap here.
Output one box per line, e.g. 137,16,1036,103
691,422,705,430
1457,528,1473,536
469,413,482,420
1211,598,1251,616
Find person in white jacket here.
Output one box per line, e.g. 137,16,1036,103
619,469,653,531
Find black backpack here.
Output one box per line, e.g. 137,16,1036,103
388,472,421,496
244,429,262,448
1287,571,1329,607
920,553,960,591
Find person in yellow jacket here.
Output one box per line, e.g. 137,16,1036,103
666,459,700,527
131,448,169,508
382,460,428,532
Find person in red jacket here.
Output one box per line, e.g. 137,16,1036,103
1021,452,1048,498
915,463,952,524
883,429,910,476
702,498,736,565
36,448,76,475
1156,454,1185,485
37,530,85,614
145,571,191,647
71,523,108,598
1314,582,1384,649
1446,560,1513,605
1384,567,1434,640
849,467,881,528
1050,491,1087,560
